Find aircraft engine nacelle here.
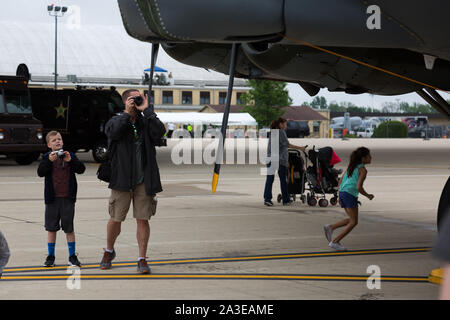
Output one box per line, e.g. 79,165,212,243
161,43,276,80
241,43,450,95
117,0,283,43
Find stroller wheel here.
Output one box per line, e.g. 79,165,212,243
291,195,296,202
301,195,306,204
330,197,338,206
277,194,282,203
319,199,329,207
308,197,317,206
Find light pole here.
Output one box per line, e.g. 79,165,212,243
47,4,68,90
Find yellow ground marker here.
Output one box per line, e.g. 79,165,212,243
429,268,443,285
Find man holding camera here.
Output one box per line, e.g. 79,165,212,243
100,89,164,274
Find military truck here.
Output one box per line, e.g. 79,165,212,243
30,87,124,162
0,74,46,165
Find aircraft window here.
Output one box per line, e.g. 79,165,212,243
162,91,173,104
200,91,210,104
4,90,32,114
182,91,192,105
0,93,5,113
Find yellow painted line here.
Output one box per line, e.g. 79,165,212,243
3,247,431,273
1,274,429,282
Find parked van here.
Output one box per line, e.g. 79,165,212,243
30,88,124,162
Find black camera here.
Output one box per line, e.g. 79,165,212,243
132,96,144,106
154,137,167,147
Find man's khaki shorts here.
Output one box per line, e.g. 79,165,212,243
109,183,157,222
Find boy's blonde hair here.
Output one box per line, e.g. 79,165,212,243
46,131,61,143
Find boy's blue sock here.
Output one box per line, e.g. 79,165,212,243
48,243,55,257
68,242,76,257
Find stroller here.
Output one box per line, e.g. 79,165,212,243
304,146,342,207
276,149,307,204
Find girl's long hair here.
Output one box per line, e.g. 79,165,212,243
347,147,370,177
270,117,287,129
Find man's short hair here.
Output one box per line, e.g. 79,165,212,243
122,89,140,103
46,130,61,143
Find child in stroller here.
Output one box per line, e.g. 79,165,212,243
305,146,342,207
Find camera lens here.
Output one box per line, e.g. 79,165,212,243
133,96,143,106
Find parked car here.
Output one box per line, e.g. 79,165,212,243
286,121,310,138
356,127,374,138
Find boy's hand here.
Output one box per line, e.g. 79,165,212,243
63,151,71,162
49,152,58,162
367,194,375,200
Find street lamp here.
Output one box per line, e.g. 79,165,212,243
47,4,68,90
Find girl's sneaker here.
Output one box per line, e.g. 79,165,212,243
329,241,347,251
323,224,333,242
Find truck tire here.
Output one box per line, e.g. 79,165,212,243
14,152,40,165
92,139,108,163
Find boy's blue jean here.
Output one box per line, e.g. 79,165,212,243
264,164,290,204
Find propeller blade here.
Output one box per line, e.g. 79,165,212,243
212,43,239,193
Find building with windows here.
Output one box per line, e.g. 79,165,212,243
0,21,250,113
199,105,330,138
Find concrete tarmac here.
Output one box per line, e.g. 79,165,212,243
0,138,449,300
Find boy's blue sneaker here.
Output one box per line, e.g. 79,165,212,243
44,255,55,267
68,254,81,267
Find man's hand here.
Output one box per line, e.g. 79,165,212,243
63,151,71,162
135,93,149,112
125,97,137,115
49,151,58,162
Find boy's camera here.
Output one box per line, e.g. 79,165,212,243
56,149,65,158
132,96,144,106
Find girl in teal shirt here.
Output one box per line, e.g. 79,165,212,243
324,147,374,251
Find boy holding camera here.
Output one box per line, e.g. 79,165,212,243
38,131,86,267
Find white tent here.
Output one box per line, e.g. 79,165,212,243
156,112,257,126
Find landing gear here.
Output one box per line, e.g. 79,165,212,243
437,177,450,232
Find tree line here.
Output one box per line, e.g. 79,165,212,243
239,80,441,127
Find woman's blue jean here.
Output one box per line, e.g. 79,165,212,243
264,164,290,204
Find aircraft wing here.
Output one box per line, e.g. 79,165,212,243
117,0,450,116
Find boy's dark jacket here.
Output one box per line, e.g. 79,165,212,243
37,152,86,204
105,108,163,195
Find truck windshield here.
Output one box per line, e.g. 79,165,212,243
0,93,5,113
4,90,32,114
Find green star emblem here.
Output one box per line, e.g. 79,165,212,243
55,102,67,119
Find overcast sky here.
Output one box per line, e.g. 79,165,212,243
1,0,448,109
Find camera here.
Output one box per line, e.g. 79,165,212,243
132,96,144,106
154,137,167,147
56,149,65,158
